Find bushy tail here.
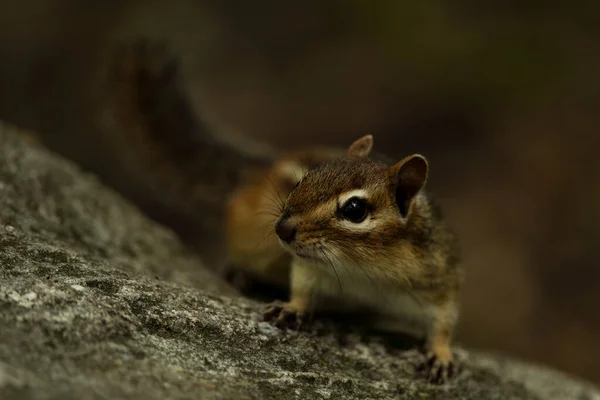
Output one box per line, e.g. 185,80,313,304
106,39,274,209
102,39,275,265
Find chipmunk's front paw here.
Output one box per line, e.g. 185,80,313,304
263,301,306,330
417,350,457,384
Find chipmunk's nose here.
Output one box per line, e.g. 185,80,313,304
275,218,296,243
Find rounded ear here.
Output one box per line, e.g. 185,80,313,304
347,135,373,158
391,154,428,218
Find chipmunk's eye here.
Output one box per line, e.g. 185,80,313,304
339,197,368,223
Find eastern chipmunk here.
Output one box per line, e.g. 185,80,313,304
261,135,463,384
104,40,462,383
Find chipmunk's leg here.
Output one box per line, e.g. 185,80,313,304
418,302,458,384
263,258,315,330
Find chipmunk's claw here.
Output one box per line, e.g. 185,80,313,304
417,351,457,384
263,301,305,330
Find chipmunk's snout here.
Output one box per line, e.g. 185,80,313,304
275,217,296,243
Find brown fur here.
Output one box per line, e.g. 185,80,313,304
263,135,464,384
104,39,462,383
283,156,460,292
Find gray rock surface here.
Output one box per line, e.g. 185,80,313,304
0,123,599,400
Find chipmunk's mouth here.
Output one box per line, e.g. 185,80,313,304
278,240,328,262
278,240,311,259
274,217,327,261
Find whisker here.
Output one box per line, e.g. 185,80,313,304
261,187,285,215
331,246,358,290
256,219,277,230
319,247,343,295
343,247,390,306
253,189,287,219
253,230,277,251
254,209,282,219
265,176,286,213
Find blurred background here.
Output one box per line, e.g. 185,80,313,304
1,0,599,385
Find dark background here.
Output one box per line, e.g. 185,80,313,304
1,0,599,385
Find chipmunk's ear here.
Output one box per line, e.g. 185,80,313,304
347,135,373,158
391,154,428,218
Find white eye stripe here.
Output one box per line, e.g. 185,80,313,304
338,189,369,206
338,217,378,231
337,189,372,230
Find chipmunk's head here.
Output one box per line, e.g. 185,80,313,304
274,135,430,269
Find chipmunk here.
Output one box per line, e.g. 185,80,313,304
102,40,463,383
262,135,463,384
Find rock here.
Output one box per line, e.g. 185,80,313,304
0,123,598,400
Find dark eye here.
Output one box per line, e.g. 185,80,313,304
339,197,369,223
